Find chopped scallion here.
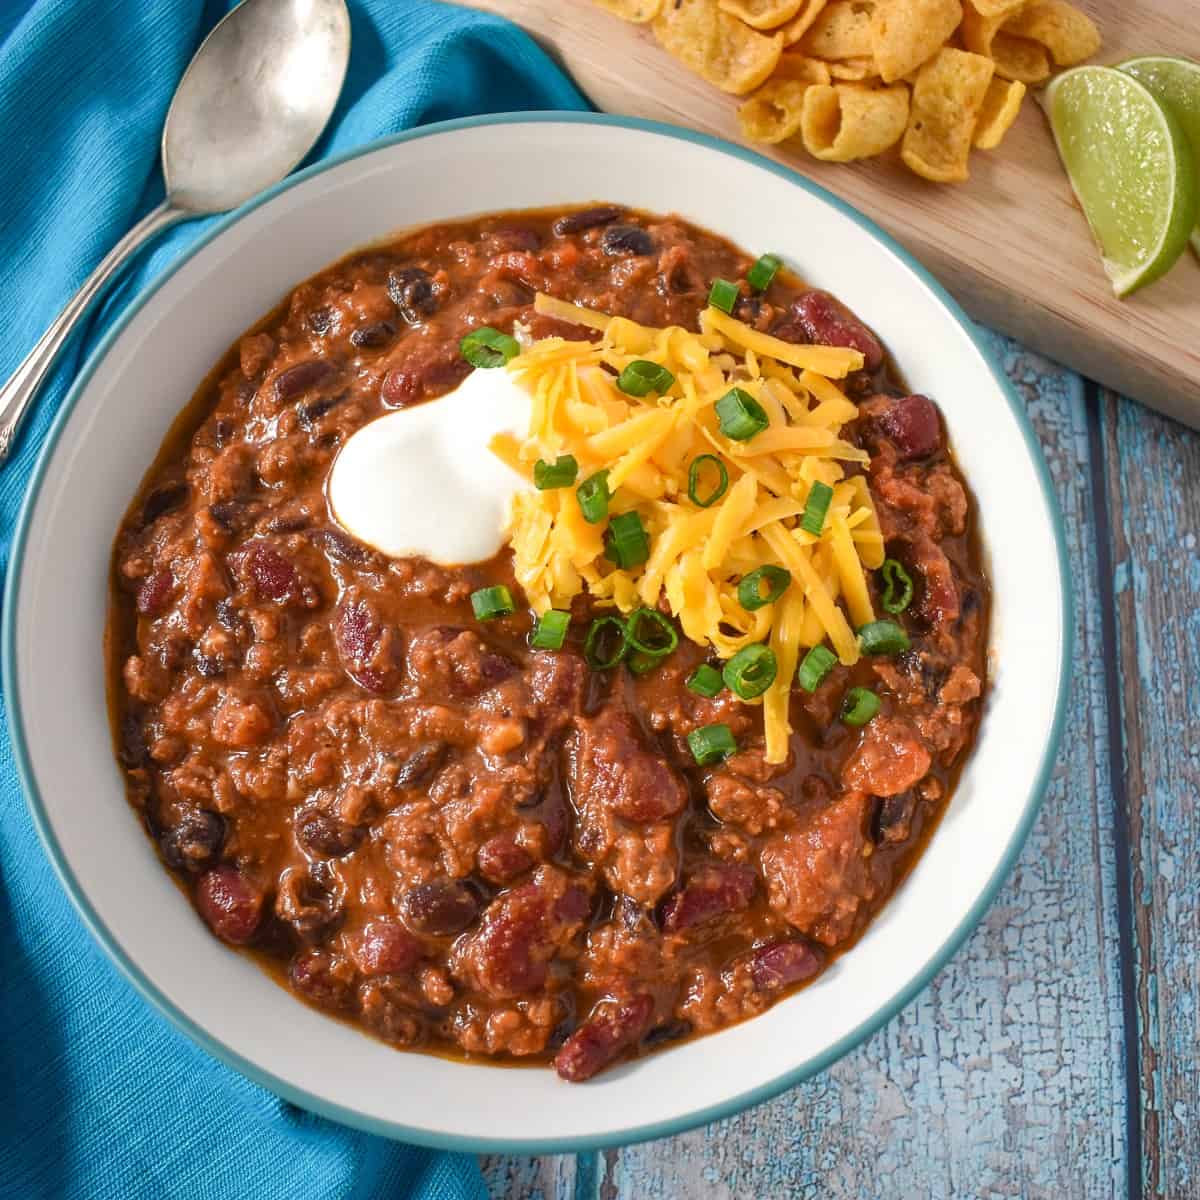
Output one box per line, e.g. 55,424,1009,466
604,511,651,570
737,565,791,612
687,723,738,766
534,454,579,490
687,454,729,507
460,326,519,368
686,663,725,698
796,644,836,693
576,470,610,524
722,643,777,700
800,481,833,536
880,558,914,614
747,253,782,292
617,360,675,398
530,609,570,650
715,387,769,442
857,619,911,656
470,585,514,621
841,687,881,726
584,615,628,670
708,278,740,314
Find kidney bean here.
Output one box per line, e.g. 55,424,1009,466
334,595,402,694
195,866,263,944
554,884,591,924
552,206,622,236
290,948,355,1010
477,834,533,885
778,290,884,372
350,320,396,349
135,569,174,616
488,226,541,252
748,940,822,991
350,920,423,976
401,880,479,937
141,482,189,527
601,224,655,256
161,809,226,873
387,267,439,325
877,394,941,460
274,359,337,402
307,526,371,565
381,352,470,407
554,994,654,1082
241,543,300,604
296,390,348,430
297,810,364,858
661,864,757,934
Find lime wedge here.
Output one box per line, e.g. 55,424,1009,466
1043,66,1197,296
1119,56,1200,255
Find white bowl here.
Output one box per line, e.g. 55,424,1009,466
3,114,1071,1152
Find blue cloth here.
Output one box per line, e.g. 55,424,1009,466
0,3,586,1197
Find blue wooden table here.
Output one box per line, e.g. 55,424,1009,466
481,332,1200,1199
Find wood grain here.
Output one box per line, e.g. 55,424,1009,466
482,339,1132,1198
466,0,1200,429
1101,394,1200,1198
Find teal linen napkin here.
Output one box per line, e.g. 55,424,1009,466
0,2,586,1196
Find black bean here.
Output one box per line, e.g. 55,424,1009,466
161,809,226,873
213,419,233,447
552,206,622,236
400,880,478,936
194,653,224,678
118,715,148,768
263,507,311,533
388,267,439,326
308,526,371,565
642,1019,692,1048
350,321,397,349
208,499,253,533
215,598,242,631
297,811,364,858
297,390,348,429
141,482,189,527
872,792,916,845
274,359,337,402
393,743,449,789
601,224,654,256
307,305,335,335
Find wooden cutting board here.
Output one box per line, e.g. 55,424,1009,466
467,0,1200,428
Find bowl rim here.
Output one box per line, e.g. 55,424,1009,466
2,110,1074,1154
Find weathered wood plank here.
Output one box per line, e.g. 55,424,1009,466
484,339,1130,1199
480,1153,577,1199
1101,392,1200,1199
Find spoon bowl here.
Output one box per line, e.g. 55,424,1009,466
165,0,351,213
0,0,350,463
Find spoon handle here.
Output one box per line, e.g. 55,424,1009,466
0,200,189,466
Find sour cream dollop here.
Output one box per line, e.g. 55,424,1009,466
328,366,532,565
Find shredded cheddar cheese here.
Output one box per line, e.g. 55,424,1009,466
494,294,886,763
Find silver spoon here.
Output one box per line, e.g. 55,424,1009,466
0,0,351,465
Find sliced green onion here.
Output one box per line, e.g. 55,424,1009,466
687,723,738,766
530,609,570,650
800,480,833,535
604,511,651,570
534,454,578,490
686,663,725,698
460,326,519,368
471,585,514,621
722,643,777,700
627,650,662,676
576,470,610,525
625,607,678,659
858,619,911,656
880,558,914,614
796,644,837,693
617,360,675,398
747,253,782,292
841,687,881,727
687,455,729,508
738,565,791,612
584,615,628,670
708,278,740,314
715,387,769,442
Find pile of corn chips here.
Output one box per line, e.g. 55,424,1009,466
593,0,1101,182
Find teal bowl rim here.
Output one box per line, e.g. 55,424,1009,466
2,110,1075,1155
